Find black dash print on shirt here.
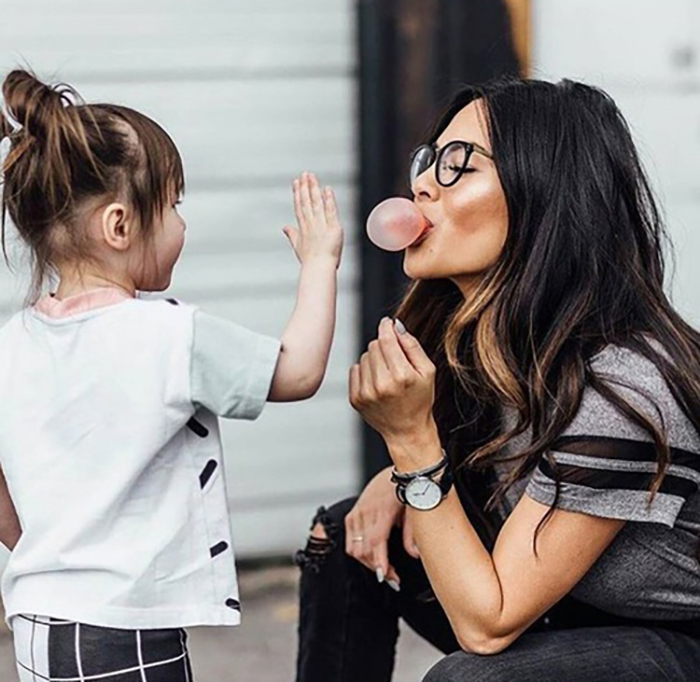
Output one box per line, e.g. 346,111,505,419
199,459,218,488
210,541,229,558
166,298,179,305
225,598,241,611
187,418,209,438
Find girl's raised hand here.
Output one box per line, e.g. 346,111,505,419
284,172,344,269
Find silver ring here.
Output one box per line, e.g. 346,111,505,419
352,535,365,543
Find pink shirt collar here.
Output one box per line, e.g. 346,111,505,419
34,288,134,319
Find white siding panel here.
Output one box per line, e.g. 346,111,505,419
0,1,353,78
666,200,700,328
230,498,355,558
533,0,698,87
225,396,358,508
179,184,357,253
600,89,700,200
170,247,358,300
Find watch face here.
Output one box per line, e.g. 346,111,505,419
404,476,442,510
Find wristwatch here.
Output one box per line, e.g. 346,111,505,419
396,466,454,511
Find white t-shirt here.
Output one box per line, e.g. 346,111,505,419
0,291,281,629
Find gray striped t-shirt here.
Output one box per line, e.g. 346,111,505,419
494,345,700,621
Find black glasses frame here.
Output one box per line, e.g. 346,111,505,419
409,140,493,188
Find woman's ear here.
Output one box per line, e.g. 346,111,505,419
100,203,134,251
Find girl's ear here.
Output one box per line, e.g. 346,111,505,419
100,202,134,251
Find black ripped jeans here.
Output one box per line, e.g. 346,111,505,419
294,497,700,682
295,497,458,682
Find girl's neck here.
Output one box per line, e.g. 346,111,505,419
54,268,136,301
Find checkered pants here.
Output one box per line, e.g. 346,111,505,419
13,615,194,681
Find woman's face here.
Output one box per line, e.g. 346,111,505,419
404,100,508,293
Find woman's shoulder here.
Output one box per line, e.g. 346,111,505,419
525,341,700,528
573,341,699,452
589,341,667,389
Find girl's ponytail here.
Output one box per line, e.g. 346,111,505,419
2,70,105,224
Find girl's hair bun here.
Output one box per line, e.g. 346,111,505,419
2,69,78,142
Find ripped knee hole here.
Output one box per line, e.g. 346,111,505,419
294,506,339,571
310,522,328,541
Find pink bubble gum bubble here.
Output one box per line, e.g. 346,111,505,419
366,197,430,252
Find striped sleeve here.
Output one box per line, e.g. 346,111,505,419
525,346,700,527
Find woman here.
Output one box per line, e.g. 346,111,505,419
294,77,700,681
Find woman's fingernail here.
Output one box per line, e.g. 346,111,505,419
414,544,420,556
376,568,385,583
394,319,406,335
387,579,401,592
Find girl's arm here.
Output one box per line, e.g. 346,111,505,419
268,173,343,402
268,256,338,401
0,466,21,551
350,319,626,654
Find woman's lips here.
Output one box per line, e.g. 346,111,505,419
408,219,434,248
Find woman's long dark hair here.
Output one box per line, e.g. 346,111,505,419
395,78,700,557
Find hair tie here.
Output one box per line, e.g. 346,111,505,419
0,134,12,184
1,98,22,134
0,98,21,183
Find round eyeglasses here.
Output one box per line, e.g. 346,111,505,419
409,140,492,188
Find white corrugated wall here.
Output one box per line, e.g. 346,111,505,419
0,0,360,560
533,0,700,327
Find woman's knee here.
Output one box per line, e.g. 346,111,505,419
294,497,357,572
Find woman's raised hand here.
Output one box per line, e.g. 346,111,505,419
284,172,344,269
345,467,420,589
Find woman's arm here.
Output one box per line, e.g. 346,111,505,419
350,319,626,654
268,173,343,402
388,427,625,654
344,465,420,587
0,466,21,551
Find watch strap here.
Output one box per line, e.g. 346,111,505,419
391,450,448,484
438,465,454,496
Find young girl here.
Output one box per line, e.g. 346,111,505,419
0,68,343,681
